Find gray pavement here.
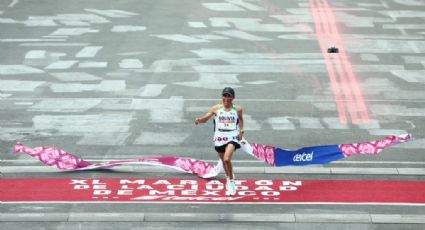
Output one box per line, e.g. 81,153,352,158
1,0,425,229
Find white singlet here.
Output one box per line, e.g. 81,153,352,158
213,104,240,146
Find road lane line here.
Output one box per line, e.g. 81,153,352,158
1,212,424,223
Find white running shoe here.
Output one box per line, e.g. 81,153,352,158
227,179,236,196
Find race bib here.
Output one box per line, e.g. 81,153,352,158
217,115,237,130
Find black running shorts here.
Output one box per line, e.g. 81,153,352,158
214,141,241,153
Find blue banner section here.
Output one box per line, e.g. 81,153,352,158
274,145,345,166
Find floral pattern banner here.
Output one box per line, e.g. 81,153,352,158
14,134,412,178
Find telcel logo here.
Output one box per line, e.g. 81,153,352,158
293,152,314,162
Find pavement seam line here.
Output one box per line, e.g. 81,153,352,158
1,213,425,223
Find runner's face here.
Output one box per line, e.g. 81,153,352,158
222,94,234,106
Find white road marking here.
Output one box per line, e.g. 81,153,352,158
134,132,190,145
243,114,261,131
345,39,425,53
391,70,425,83
379,10,425,19
14,102,34,105
148,59,201,72
55,13,109,24
222,59,325,65
194,34,228,40
313,103,336,111
3,166,425,174
19,50,57,67
0,80,44,91
0,212,424,224
117,51,146,56
1,202,425,207
357,119,381,129
111,25,146,32
267,117,296,130
368,129,408,136
175,74,240,89
92,97,185,123
403,56,425,64
0,38,65,42
29,99,102,113
394,138,425,149
393,0,425,6
31,113,132,132
50,80,125,92
371,105,425,116
51,72,101,81
78,62,108,68
226,0,264,11
49,28,98,36
191,48,323,59
75,46,102,58
297,117,324,129
192,64,326,73
59,20,90,26
278,34,316,40
77,133,131,145
203,3,245,11
153,34,210,43
45,60,78,70
25,50,46,59
245,80,276,85
0,18,18,23
23,17,57,26
0,65,44,75
188,21,207,28
85,8,138,18
210,17,312,32
139,84,166,97
383,24,425,30
119,59,143,69
0,93,12,98
361,54,379,62
322,118,349,129
20,43,89,46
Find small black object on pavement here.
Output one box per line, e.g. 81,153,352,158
327,46,339,53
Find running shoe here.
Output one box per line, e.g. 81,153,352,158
227,179,236,196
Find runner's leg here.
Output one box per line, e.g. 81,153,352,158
223,143,236,179
217,152,229,177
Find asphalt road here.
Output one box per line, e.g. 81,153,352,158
1,0,425,229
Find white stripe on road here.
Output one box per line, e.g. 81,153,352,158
45,60,78,70
8,0,19,8
20,43,89,47
0,212,424,223
1,166,424,175
139,84,166,97
75,46,103,58
0,38,65,42
2,202,425,206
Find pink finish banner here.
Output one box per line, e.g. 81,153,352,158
13,134,412,178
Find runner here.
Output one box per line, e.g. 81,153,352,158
194,87,244,196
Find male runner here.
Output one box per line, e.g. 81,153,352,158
194,87,244,196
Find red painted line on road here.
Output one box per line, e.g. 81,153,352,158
309,0,347,124
320,0,370,124
309,0,370,124
1,178,424,203
315,0,359,124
